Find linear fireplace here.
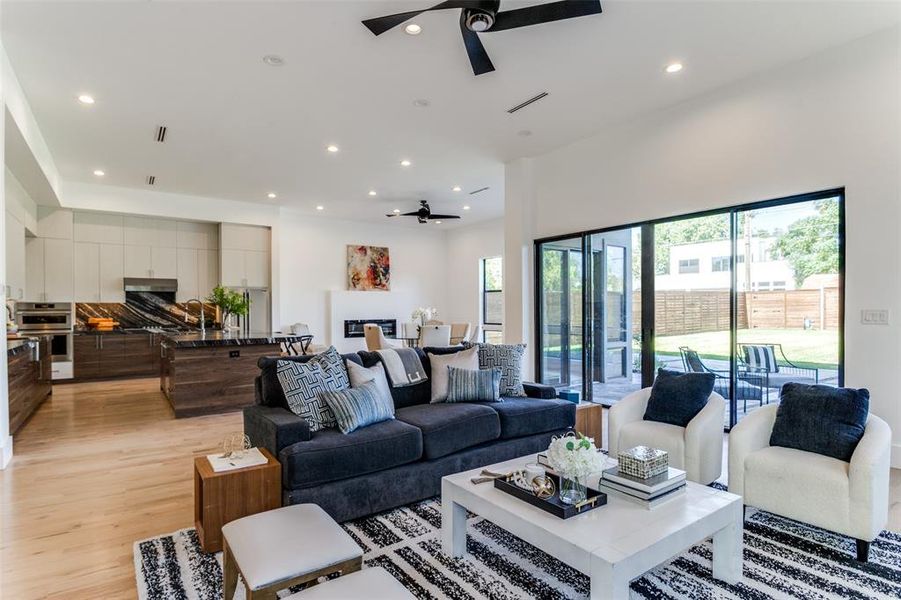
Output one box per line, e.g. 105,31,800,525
344,319,397,339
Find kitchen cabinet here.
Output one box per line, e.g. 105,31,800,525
74,332,159,379
151,247,177,279
73,335,101,379
5,212,26,301
75,243,125,302
99,245,125,302
177,248,220,302
177,221,219,250
220,249,269,288
74,212,123,244
125,245,177,279
220,223,269,252
198,250,219,297
124,216,177,247
124,245,152,278
8,337,52,434
25,237,73,302
36,207,73,239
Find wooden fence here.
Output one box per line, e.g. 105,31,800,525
633,288,838,336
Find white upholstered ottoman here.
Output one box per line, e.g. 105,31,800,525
222,504,363,600
282,567,414,599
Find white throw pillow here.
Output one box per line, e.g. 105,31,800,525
427,346,479,403
346,360,393,406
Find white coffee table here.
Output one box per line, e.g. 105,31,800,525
441,456,742,600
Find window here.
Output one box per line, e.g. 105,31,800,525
481,257,503,342
678,258,699,274
711,256,730,272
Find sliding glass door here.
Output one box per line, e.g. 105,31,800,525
535,189,844,429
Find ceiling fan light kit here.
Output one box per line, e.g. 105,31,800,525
362,0,603,76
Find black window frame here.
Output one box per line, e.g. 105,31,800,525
482,256,503,327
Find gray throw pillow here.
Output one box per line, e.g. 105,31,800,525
427,346,479,403
476,343,527,397
276,360,343,431
346,360,393,407
446,367,502,403
319,381,395,434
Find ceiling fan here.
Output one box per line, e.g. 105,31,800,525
362,1,603,76
386,200,461,224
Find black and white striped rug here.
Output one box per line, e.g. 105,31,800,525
135,498,901,599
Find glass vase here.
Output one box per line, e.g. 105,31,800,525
559,476,587,505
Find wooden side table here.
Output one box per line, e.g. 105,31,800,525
194,447,281,553
575,402,603,448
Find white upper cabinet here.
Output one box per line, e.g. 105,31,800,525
198,249,219,298
151,246,177,279
6,212,26,300
74,212,124,244
177,221,219,250
25,237,44,301
176,248,198,302
42,238,74,302
37,207,73,239
74,242,101,302
219,249,245,288
245,251,270,288
124,245,152,278
220,223,269,252
99,244,125,302
124,216,178,247
220,224,270,288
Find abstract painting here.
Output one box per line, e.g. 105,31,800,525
347,245,390,291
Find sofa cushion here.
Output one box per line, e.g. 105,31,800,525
279,419,422,489
395,403,500,460
357,350,431,409
258,352,361,410
770,383,869,462
644,368,715,427
474,397,575,439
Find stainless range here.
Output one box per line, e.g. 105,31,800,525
16,302,74,380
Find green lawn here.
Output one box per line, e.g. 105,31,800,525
655,329,838,370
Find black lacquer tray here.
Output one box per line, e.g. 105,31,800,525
493,472,607,519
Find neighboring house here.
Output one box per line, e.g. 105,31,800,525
656,237,796,292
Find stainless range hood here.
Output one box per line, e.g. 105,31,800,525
123,278,178,293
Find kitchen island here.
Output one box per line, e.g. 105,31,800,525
160,331,305,418
7,335,52,434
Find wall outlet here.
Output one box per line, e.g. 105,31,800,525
861,309,889,325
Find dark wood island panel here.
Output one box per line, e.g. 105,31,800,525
161,341,281,418
8,337,52,434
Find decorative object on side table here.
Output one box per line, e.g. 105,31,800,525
618,445,669,479
411,306,438,327
194,446,280,553
206,285,249,331
545,431,604,505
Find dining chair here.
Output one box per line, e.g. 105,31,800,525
419,325,451,347
449,323,472,345
363,324,398,351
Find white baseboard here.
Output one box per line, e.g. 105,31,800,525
0,435,12,470
892,444,901,469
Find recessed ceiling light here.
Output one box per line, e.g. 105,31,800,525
400,159,411,167
315,205,324,211
412,98,430,108
463,205,471,210
267,192,277,199
452,186,462,192
93,169,105,177
665,62,683,74
435,221,442,224
393,209,401,214
78,94,95,105
404,23,422,35
368,190,377,196
262,55,285,66
327,145,339,153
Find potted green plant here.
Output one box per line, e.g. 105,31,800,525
207,286,249,331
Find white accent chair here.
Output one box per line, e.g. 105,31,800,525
728,403,891,562
419,324,451,347
449,323,472,345
363,324,399,351
609,387,725,485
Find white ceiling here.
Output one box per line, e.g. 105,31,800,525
3,1,899,227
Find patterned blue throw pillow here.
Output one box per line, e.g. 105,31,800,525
275,347,350,431
476,343,526,397
319,381,395,434
446,367,502,403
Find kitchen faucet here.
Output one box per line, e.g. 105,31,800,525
185,299,205,335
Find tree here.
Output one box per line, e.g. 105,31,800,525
654,214,730,274
773,199,839,287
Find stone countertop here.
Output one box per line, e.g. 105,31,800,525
7,337,38,358
160,331,306,348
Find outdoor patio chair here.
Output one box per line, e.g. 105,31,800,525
679,346,765,413
737,343,818,393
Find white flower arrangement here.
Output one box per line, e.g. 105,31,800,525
546,432,603,480
411,307,438,325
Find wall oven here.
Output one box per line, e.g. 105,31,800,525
16,302,74,380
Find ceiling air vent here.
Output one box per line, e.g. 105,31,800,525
155,126,167,143
506,92,548,114
146,175,156,186
469,186,490,195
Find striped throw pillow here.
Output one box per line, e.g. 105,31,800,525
446,367,502,403
318,381,395,434
743,345,778,373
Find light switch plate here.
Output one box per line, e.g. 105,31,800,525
861,309,889,325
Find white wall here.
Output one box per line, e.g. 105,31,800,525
277,210,449,353
444,218,504,330
507,27,901,463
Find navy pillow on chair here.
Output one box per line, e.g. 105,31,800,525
769,383,869,462
643,369,715,427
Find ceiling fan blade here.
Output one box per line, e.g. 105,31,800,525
459,11,495,75
402,211,423,217
490,0,602,32
427,214,462,219
362,1,473,36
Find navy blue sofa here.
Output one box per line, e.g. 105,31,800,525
244,347,575,522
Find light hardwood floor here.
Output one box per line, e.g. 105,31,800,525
0,378,241,599
2,379,899,599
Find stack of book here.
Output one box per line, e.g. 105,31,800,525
599,465,686,508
